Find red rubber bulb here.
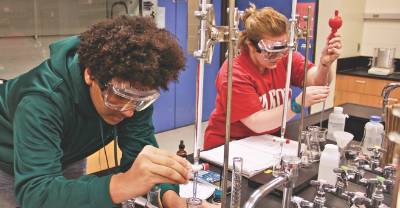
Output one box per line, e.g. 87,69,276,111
328,10,342,40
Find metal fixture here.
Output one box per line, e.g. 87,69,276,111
297,6,313,157
382,83,400,110
190,1,241,207
243,156,301,208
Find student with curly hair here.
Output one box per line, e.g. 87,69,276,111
204,4,342,150
0,16,199,208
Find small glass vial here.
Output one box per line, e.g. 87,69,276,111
177,140,187,159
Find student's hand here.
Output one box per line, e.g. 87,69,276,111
162,190,187,208
110,145,191,203
162,191,221,208
320,34,342,67
296,86,330,107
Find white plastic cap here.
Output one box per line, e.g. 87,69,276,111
324,144,339,151
333,107,343,114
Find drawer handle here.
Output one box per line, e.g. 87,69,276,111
355,80,366,84
388,98,398,102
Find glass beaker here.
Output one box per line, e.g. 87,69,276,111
307,126,321,162
145,185,162,208
230,157,243,208
307,126,320,136
282,155,302,179
272,153,284,177
300,131,312,167
186,197,202,208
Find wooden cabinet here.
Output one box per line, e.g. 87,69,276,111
334,74,400,108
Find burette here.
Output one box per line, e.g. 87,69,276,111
279,0,298,156
190,0,208,203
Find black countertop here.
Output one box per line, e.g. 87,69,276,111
336,56,400,81
337,67,400,81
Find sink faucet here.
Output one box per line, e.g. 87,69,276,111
244,156,301,208
381,82,400,109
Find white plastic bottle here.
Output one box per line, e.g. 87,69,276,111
361,115,385,156
318,144,340,186
327,107,348,141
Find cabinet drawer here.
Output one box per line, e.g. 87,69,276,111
334,90,383,108
336,74,400,97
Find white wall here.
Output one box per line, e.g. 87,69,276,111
361,0,400,58
311,0,366,113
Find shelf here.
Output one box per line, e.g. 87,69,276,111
364,13,400,21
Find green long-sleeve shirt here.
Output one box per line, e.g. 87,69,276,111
0,36,178,208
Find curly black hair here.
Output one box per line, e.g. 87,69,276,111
78,15,186,90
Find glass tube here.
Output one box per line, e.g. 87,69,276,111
230,157,243,208
121,199,135,208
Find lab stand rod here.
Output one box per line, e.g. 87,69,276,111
297,6,312,157
221,0,236,207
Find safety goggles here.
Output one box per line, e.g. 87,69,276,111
101,82,160,112
252,39,289,60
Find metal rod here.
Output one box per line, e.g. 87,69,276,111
243,177,286,208
280,0,298,140
33,0,39,40
282,183,294,208
192,0,208,201
297,6,312,157
221,0,236,207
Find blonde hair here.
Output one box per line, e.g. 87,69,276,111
239,3,288,50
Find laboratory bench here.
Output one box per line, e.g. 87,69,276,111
218,103,390,207
94,103,394,207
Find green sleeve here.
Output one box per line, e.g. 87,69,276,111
13,96,116,208
116,105,179,198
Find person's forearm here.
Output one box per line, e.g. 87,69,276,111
317,60,333,85
307,64,333,86
241,103,297,133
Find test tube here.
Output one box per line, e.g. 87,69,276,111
230,157,243,208
186,163,208,208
